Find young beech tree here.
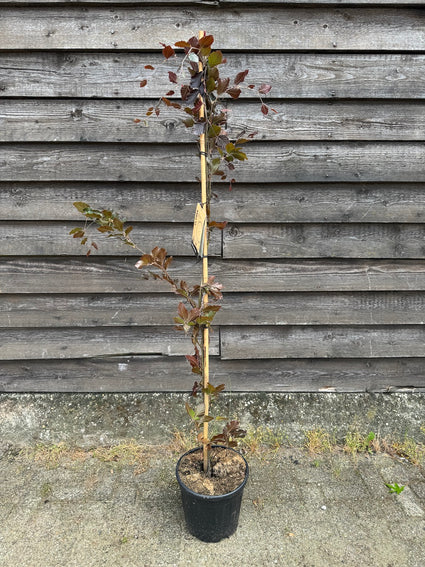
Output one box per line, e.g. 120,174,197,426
70,32,272,474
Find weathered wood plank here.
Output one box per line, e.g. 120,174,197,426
3,222,425,258
1,52,425,99
215,183,425,223
1,1,423,5
221,326,425,359
2,142,425,183
0,7,424,51
2,292,425,327
3,100,425,142
4,182,425,223
223,223,425,259
218,0,425,4
1,1,422,5
0,222,221,256
1,356,424,394
2,258,425,293
0,327,219,360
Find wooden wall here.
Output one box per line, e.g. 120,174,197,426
1,1,425,393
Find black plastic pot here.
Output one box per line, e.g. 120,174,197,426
176,446,249,542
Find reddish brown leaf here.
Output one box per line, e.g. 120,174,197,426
161,44,175,59
226,87,241,99
261,104,269,115
181,85,192,100
174,40,191,48
144,65,155,70
217,77,230,95
188,36,200,48
199,34,214,48
71,230,85,239
177,302,188,320
235,69,249,85
139,79,147,88
259,83,272,95
133,118,141,123
210,220,228,230
168,71,178,84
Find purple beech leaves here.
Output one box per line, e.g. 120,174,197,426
69,32,274,454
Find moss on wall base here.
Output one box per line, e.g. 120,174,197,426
0,392,423,449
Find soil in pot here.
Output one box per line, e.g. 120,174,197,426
177,446,246,496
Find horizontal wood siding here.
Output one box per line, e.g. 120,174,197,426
1,1,425,393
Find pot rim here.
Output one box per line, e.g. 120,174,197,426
175,444,249,500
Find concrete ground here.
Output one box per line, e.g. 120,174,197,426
1,442,424,567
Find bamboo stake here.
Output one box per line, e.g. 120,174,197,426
198,30,210,474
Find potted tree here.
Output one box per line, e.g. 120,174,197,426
70,32,271,542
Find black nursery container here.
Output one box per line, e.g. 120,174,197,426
176,446,249,543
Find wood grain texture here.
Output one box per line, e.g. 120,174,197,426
221,326,425,359
1,52,424,99
1,291,424,327
0,327,219,360
1,1,422,5
2,142,425,183
1,7,424,51
0,222,221,256
3,222,425,258
2,258,425,293
3,182,425,223
1,357,424,394
223,223,425,259
3,99,425,143
1,2,425,393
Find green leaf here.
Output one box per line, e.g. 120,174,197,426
233,150,248,161
385,483,405,494
199,415,214,424
183,117,194,128
185,402,197,421
208,50,223,67
73,201,90,213
208,124,221,138
69,227,83,235
206,77,216,93
113,218,124,231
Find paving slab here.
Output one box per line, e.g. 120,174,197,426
0,446,424,567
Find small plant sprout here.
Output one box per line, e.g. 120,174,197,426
70,32,271,476
385,482,405,495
